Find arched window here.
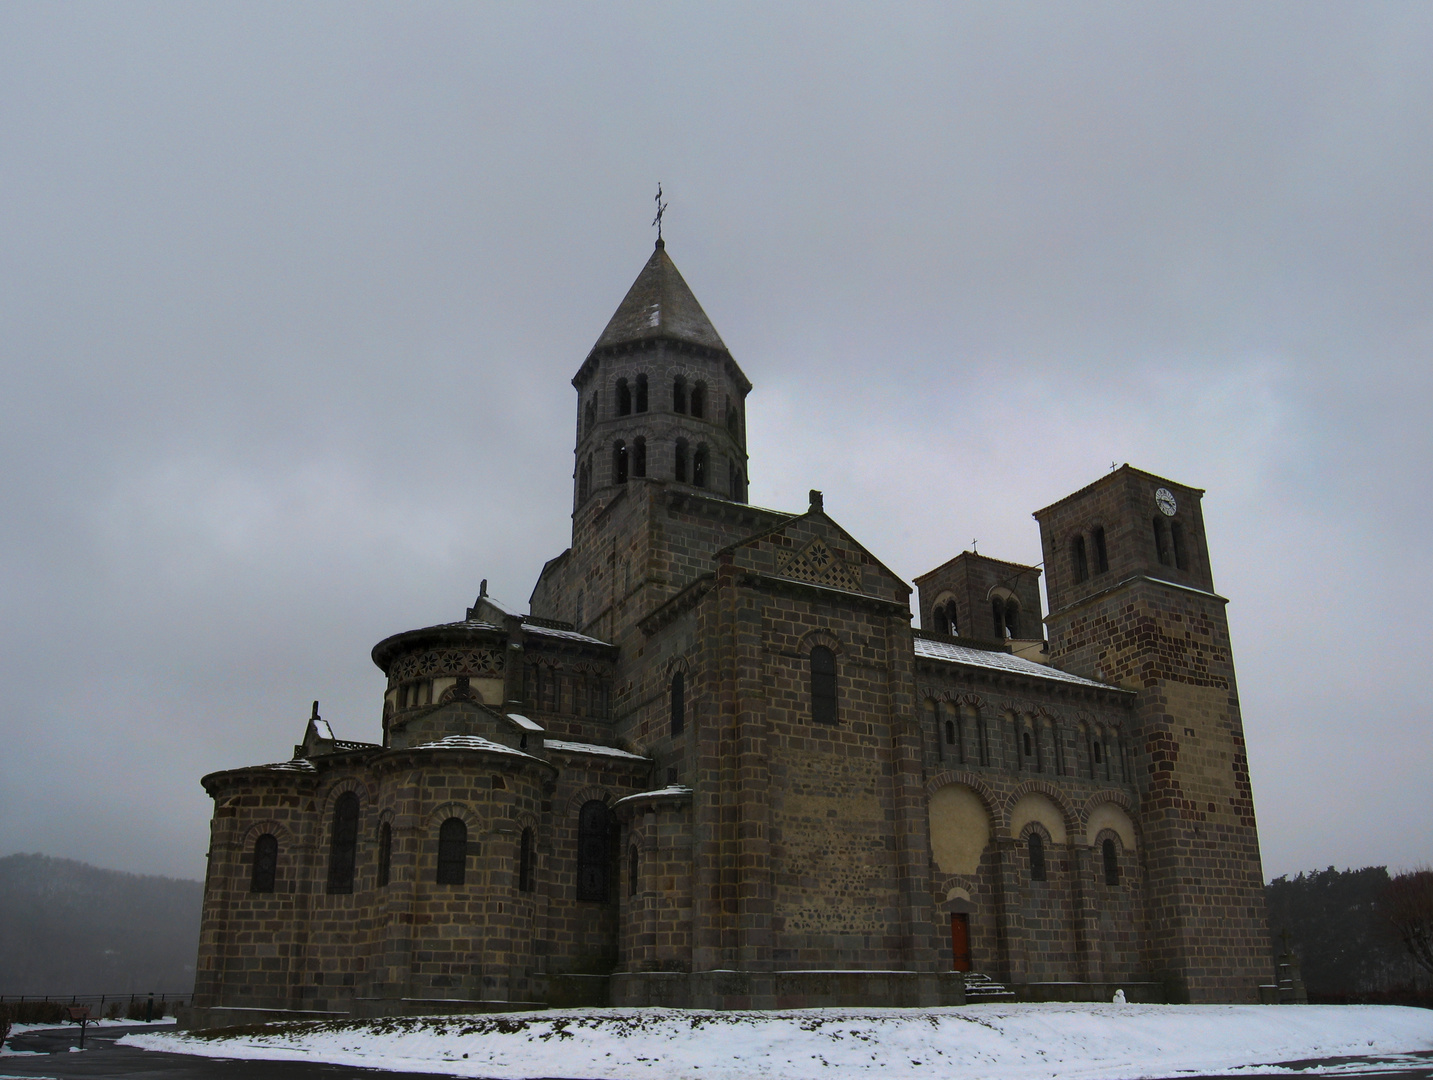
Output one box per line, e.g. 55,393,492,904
944,719,956,746
635,373,648,412
673,376,687,414
934,601,958,637
692,446,708,488
992,598,1007,639
690,382,706,418
576,800,612,901
518,827,535,893
436,818,468,885
1153,518,1172,565
1093,526,1109,574
376,822,392,888
1004,601,1020,639
674,440,689,483
628,844,639,897
1171,522,1187,570
584,398,596,436
1022,730,1033,759
810,645,837,725
1103,838,1120,886
326,792,359,894
617,378,632,416
669,670,685,737
633,437,647,478
725,397,738,437
1072,535,1089,583
250,833,278,894
577,460,590,504
613,440,628,484
1027,832,1047,882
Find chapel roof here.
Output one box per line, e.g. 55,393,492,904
591,241,728,353
913,636,1134,695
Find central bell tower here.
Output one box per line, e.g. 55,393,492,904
529,241,757,646
570,239,751,510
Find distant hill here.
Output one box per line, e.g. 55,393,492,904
0,853,202,995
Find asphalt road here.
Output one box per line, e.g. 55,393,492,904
3,1022,1431,1080
0,1025,452,1080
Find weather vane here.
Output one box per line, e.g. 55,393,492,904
652,183,668,243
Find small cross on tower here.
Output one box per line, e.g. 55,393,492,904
652,183,668,246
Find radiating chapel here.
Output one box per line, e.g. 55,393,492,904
190,238,1274,1022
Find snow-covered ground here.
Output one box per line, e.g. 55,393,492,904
119,1004,1433,1080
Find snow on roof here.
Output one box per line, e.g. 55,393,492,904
312,718,334,741
505,713,545,732
543,739,648,762
913,637,1128,692
409,735,542,761
521,622,612,646
614,785,693,808
265,759,317,773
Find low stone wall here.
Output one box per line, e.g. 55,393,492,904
610,970,963,1009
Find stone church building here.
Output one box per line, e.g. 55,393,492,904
189,240,1273,1022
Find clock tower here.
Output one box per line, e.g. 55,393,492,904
1034,465,1272,1003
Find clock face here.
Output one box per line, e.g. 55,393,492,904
1155,488,1177,517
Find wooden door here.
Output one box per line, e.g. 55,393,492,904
950,912,971,971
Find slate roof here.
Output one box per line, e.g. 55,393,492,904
543,739,649,762
592,242,727,353
913,637,1130,693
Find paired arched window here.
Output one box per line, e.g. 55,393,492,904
991,597,1019,639
689,382,706,418
518,827,535,893
613,440,628,484
250,833,278,894
1152,518,1172,566
669,669,685,737
1102,838,1120,886
326,792,359,894
632,437,647,478
635,374,648,413
1093,526,1109,573
436,817,468,885
376,821,392,887
1027,832,1047,882
1072,535,1089,583
617,378,632,416
674,440,689,483
692,446,708,488
810,645,837,725
932,600,959,637
1171,522,1187,570
576,800,612,901
673,376,687,414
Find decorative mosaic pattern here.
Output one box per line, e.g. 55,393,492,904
390,647,503,681
777,538,862,592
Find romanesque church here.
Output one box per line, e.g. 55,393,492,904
189,239,1273,1022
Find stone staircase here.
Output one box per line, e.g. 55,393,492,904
962,972,1017,1001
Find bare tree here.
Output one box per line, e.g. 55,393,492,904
1383,868,1433,978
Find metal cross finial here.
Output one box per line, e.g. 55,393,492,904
1110,461,1118,472
652,183,668,242
971,538,978,554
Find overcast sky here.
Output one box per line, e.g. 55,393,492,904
1,2,1429,883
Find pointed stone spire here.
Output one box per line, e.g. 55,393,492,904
592,243,728,353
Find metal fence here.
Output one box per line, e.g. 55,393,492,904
0,992,191,1023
